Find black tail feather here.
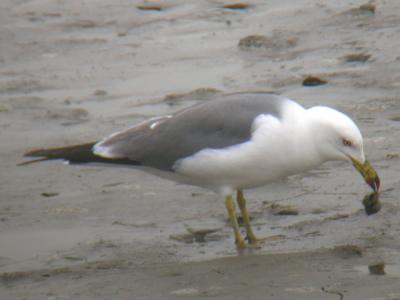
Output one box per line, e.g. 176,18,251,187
20,142,139,166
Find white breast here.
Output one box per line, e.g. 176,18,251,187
173,100,323,194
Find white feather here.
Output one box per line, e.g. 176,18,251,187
173,100,323,194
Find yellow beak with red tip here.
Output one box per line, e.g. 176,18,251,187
351,158,380,192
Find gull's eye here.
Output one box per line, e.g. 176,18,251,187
342,138,352,146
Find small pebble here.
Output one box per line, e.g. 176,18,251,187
368,262,385,275
137,5,162,11
302,76,327,87
41,192,59,197
342,53,371,63
223,3,250,10
270,204,299,216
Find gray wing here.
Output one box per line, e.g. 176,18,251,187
93,92,286,171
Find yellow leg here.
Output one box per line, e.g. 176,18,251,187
225,195,246,249
237,190,259,244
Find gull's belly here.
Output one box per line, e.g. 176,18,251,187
173,101,321,192
174,139,320,191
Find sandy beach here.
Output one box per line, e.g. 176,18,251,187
1,0,400,299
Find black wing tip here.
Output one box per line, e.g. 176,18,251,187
19,142,97,166
19,142,141,167
18,148,61,166
18,157,55,166
23,148,52,157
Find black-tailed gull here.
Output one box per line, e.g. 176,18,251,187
21,92,380,248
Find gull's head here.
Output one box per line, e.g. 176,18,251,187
307,106,380,191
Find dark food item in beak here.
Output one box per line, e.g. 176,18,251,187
352,159,380,192
362,192,381,215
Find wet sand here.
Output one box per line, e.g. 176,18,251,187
1,0,400,299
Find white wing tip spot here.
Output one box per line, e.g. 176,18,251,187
92,142,116,158
150,121,161,130
149,115,173,130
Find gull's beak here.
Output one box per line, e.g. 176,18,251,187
351,158,380,192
